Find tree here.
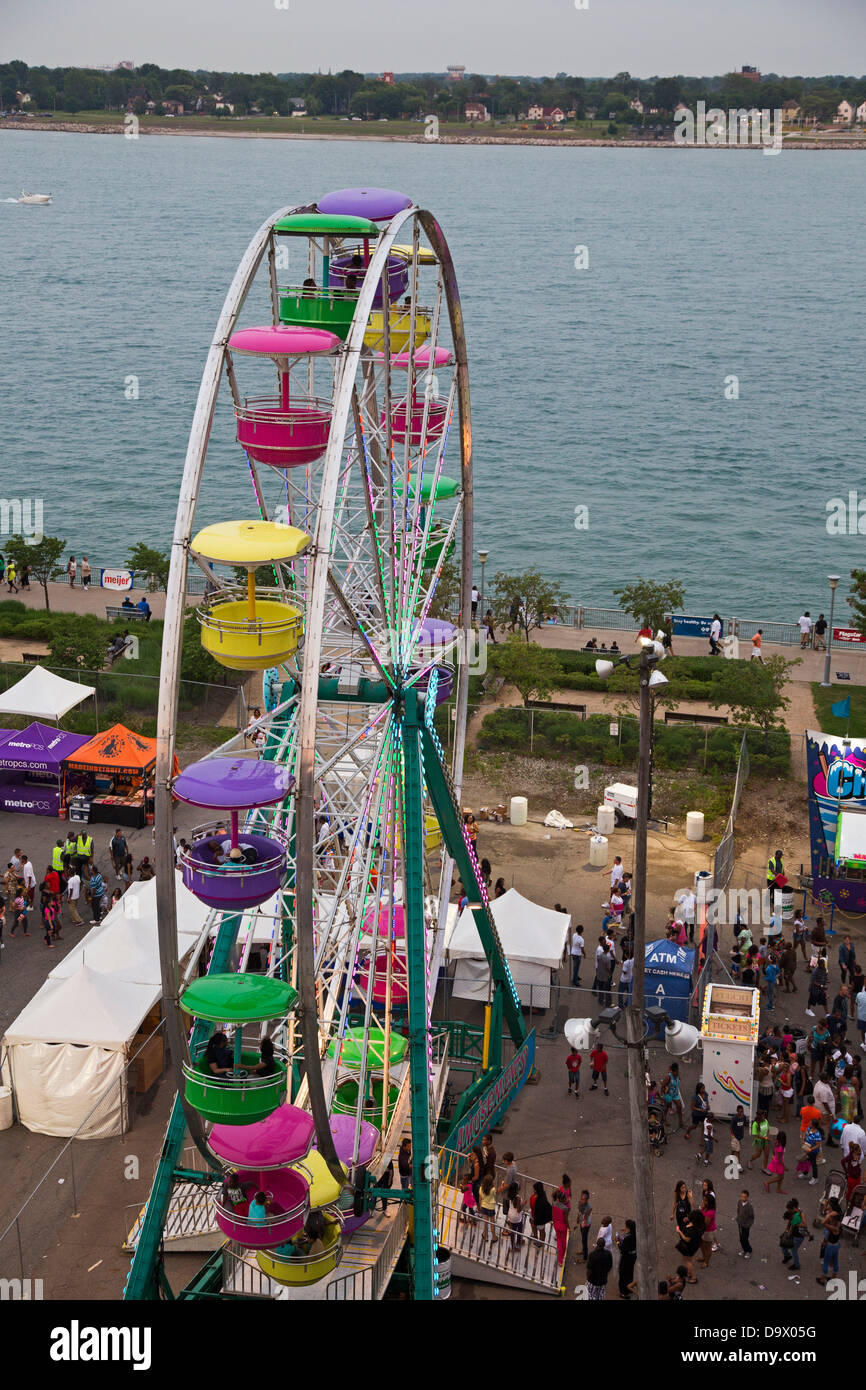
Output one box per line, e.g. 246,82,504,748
653,77,683,112
488,567,568,642
848,568,866,637
129,542,170,591
47,615,106,672
711,654,799,749
489,636,562,707
427,554,460,620
5,533,65,611
181,607,228,684
613,577,685,634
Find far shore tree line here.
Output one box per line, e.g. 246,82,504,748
2,59,865,125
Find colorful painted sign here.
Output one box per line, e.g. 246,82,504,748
712,1068,751,1106
442,1030,535,1155
806,730,866,912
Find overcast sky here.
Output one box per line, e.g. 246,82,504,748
4,0,866,77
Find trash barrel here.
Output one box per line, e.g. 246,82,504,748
509,796,528,827
589,834,608,867
434,1245,452,1299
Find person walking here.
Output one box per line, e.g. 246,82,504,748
397,1138,412,1191
574,1189,592,1261
780,1197,807,1270
661,1062,684,1131
675,1208,704,1284
483,609,497,644
730,1106,747,1170
81,556,91,590
684,1082,709,1140
616,1220,637,1299
736,1190,755,1258
468,1146,483,1209
584,1237,613,1300
618,947,634,1008
477,1175,498,1244
67,555,76,587
751,629,764,662
698,1184,718,1266
570,923,584,987
566,1044,582,1096
5,560,18,593
816,1202,842,1285
595,940,614,1008
109,829,128,880
709,614,723,656
504,1184,525,1259
529,1181,552,1243
551,1176,571,1263
764,1130,788,1194
839,936,857,988
589,1040,609,1096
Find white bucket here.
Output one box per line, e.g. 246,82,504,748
774,888,795,921
596,805,615,836
589,834,608,867
434,1245,452,1299
686,811,705,842
509,796,528,827
0,1086,13,1131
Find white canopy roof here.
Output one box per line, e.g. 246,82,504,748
48,878,207,986
446,888,570,968
0,664,94,720
3,963,157,1050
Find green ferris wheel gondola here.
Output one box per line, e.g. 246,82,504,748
327,1024,409,1070
181,973,298,1023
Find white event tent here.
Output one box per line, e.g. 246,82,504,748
445,888,570,1009
0,664,95,721
1,879,212,1136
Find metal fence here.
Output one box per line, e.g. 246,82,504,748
712,732,751,892
0,661,244,731
0,1021,166,1287
45,562,209,596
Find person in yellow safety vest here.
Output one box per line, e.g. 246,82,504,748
50,840,66,878
767,849,785,898
75,832,93,870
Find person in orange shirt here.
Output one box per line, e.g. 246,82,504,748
799,1095,823,1138
751,629,764,663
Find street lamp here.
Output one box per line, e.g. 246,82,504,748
821,575,841,688
593,637,669,1300
478,549,488,628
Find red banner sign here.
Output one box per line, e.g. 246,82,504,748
833,628,866,645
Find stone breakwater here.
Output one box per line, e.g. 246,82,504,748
4,121,866,150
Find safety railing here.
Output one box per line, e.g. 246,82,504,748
437,1174,562,1291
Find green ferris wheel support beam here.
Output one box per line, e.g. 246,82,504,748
401,694,437,1301
420,721,527,1049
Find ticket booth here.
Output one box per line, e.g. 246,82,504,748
701,983,759,1118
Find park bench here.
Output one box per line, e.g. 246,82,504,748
527,699,587,717
105,606,149,622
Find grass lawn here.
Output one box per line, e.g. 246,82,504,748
811,683,866,733
19,111,633,141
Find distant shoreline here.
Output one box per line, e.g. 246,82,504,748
4,119,866,151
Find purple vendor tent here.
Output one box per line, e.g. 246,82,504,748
0,722,91,816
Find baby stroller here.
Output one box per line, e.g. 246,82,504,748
814,1169,846,1228
648,1103,667,1157
842,1182,866,1245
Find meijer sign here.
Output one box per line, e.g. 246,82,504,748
101,569,133,592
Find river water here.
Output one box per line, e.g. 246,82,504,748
2,129,864,618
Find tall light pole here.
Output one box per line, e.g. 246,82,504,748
595,640,667,1300
821,575,841,688
478,548,488,628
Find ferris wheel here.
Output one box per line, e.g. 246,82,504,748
124,186,524,1303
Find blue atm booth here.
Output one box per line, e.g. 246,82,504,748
637,940,696,1025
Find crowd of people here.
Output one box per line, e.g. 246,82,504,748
0,828,162,949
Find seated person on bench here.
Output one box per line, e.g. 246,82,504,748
121,595,135,610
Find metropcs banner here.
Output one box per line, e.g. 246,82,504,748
443,1030,535,1155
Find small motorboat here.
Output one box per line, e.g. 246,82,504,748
19,191,52,204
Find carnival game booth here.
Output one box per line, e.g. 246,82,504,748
61,724,179,827
446,889,570,1010
807,730,866,914
0,723,90,816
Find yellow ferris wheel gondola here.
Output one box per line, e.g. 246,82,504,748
191,519,310,671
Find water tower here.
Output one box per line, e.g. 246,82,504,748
447,65,466,82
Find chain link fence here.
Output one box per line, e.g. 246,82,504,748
712,732,751,893
0,1022,166,1288
0,662,244,732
